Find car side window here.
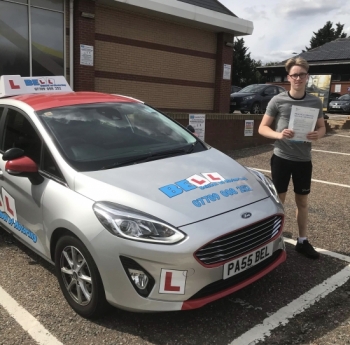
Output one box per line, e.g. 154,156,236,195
265,87,277,95
278,87,285,93
3,108,42,164
42,145,64,181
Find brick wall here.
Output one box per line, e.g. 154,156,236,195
213,33,233,113
93,4,219,112
73,0,95,91
167,113,274,152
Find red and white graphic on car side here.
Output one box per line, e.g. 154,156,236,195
201,172,225,182
186,174,211,187
0,193,4,212
1,188,17,221
159,269,187,294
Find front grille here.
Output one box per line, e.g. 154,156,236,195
195,215,283,265
188,249,283,300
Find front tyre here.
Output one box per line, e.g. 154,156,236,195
250,102,261,114
55,235,110,318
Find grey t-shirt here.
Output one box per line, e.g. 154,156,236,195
265,91,323,162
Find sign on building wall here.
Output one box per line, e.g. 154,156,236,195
244,120,254,136
306,74,332,112
189,114,205,141
223,64,231,80
335,84,341,92
80,44,94,66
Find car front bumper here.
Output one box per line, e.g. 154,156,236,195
328,105,350,113
93,197,286,312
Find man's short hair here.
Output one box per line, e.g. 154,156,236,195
285,57,309,74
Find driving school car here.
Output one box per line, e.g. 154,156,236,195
0,75,286,318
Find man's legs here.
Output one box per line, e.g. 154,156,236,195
278,192,287,204
295,193,308,238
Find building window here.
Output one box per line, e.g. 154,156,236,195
0,0,64,77
273,76,282,82
31,7,64,76
0,1,30,76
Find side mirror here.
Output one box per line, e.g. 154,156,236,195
5,155,44,185
2,148,25,161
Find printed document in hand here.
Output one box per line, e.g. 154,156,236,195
288,105,319,142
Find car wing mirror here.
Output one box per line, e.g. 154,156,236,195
5,156,44,185
2,148,25,161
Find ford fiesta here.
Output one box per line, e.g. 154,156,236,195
0,75,286,318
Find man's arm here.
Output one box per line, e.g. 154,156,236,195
258,114,295,140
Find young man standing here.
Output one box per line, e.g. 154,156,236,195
258,57,325,259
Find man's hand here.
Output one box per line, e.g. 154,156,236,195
278,129,294,140
306,131,319,141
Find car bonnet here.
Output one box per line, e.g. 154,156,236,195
74,148,270,227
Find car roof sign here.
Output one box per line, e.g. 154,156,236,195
0,75,72,98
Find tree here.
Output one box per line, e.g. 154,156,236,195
304,21,347,51
232,38,266,87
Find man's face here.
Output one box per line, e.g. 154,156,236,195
287,65,309,92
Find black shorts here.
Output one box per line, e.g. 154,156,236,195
270,154,312,195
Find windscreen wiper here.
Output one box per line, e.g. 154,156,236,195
101,144,195,170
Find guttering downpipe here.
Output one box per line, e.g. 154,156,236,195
70,0,74,89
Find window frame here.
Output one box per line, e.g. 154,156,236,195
0,106,66,184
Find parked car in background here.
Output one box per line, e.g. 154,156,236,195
230,84,286,114
328,92,342,104
231,85,242,93
328,93,350,114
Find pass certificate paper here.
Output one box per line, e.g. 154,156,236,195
288,105,319,142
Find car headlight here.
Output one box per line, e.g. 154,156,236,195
93,202,186,244
246,168,280,203
345,102,350,106
243,95,254,101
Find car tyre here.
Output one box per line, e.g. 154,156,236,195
250,102,261,114
55,235,110,319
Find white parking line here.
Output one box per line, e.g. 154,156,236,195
0,285,63,345
330,135,350,138
253,169,350,188
312,149,350,155
229,241,350,345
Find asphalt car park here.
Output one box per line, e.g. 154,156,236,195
1,120,350,344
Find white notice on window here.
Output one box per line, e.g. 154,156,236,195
223,64,231,80
288,105,319,142
80,44,94,66
189,114,205,141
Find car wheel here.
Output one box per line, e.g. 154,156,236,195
55,235,110,318
250,102,261,114
240,111,249,114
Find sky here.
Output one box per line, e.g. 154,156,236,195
218,0,350,64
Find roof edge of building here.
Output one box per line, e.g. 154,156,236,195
113,0,253,35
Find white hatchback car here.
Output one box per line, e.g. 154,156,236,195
0,75,286,318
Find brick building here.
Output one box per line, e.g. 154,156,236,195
0,0,253,113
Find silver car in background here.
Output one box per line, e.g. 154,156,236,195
0,75,286,318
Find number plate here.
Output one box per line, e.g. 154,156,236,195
223,243,274,279
332,105,340,108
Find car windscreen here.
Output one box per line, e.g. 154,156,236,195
338,94,350,101
238,85,266,93
37,102,203,172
